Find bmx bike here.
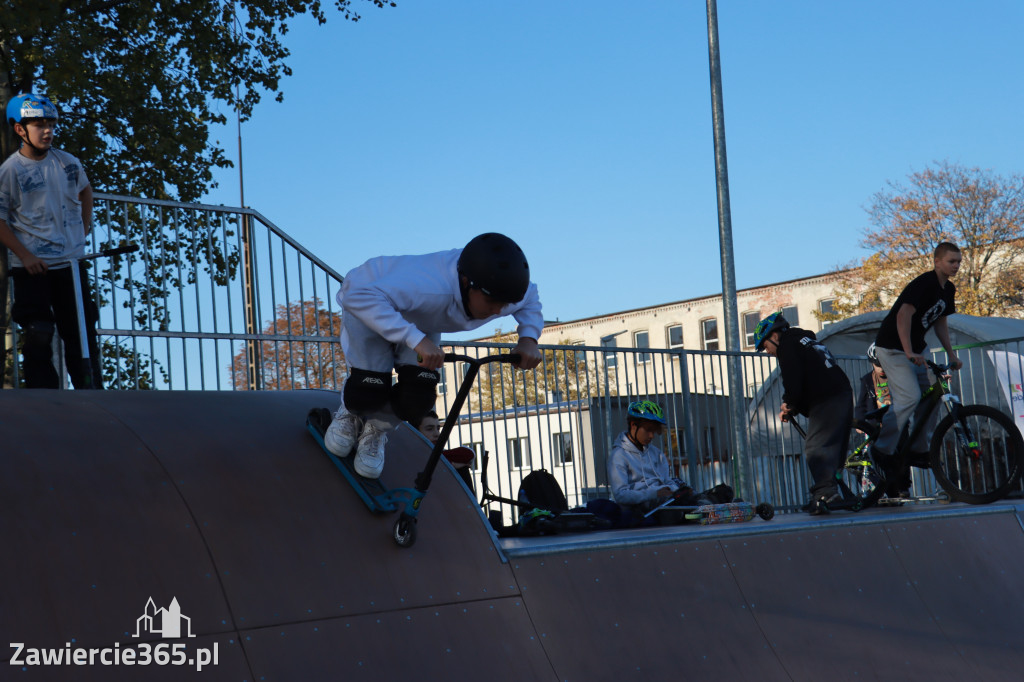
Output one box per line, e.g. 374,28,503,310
797,360,1024,511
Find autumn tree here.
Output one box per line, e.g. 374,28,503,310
230,298,345,390
822,161,1024,322
1,0,393,386
459,332,609,413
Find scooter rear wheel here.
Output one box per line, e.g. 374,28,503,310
393,513,418,548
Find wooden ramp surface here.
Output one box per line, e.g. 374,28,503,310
2,389,1023,681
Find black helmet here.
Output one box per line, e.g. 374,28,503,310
457,233,530,303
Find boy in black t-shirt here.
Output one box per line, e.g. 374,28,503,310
871,242,963,495
755,313,853,515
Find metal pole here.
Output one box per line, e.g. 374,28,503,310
233,1,261,391
706,0,752,500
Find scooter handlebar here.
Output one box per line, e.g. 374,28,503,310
67,243,140,263
442,352,523,366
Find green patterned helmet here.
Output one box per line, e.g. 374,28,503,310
753,312,789,351
627,400,666,425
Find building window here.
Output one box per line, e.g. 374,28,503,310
458,362,471,384
818,299,836,327
666,324,684,350
602,336,618,368
466,441,484,471
634,330,651,364
571,339,586,365
437,367,448,395
703,426,719,461
667,427,686,463
781,305,799,326
507,437,529,470
701,318,719,351
551,432,573,465
742,311,761,349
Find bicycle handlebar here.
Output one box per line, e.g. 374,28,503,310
925,359,957,374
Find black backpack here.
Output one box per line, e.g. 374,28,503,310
517,469,568,514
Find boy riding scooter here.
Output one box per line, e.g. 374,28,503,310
754,312,853,515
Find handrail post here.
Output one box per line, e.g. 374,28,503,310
241,211,262,391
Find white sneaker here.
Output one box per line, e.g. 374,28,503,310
324,408,363,458
354,421,389,479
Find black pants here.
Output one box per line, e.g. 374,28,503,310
11,264,103,389
803,391,853,496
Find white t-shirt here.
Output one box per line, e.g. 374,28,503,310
338,248,544,351
0,148,90,267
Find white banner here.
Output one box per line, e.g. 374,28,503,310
986,349,1024,438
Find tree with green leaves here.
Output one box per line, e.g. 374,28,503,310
1,0,394,387
822,161,1024,323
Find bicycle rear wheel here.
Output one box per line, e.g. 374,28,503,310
930,404,1024,504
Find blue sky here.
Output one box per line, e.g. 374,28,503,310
204,0,1024,334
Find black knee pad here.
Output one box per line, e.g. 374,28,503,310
23,320,55,351
391,364,440,422
343,368,392,413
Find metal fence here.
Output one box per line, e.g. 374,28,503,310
4,194,1022,518
436,339,1024,521
6,193,347,390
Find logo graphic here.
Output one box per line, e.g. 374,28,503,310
10,596,218,671
133,597,195,639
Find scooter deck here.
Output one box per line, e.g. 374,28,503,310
306,408,397,514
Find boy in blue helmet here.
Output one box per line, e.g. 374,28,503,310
0,94,100,388
324,233,544,479
754,312,853,514
607,400,708,515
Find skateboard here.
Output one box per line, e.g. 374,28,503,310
645,498,775,526
684,501,775,525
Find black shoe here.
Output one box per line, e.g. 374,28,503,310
807,492,840,516
909,451,931,468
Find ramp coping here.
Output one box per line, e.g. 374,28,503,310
498,499,1024,557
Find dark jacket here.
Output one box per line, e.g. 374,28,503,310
776,327,852,417
854,371,891,423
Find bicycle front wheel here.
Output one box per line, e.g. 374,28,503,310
930,404,1024,504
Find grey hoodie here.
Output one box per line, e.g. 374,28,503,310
606,430,687,507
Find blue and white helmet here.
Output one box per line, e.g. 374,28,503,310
6,94,59,126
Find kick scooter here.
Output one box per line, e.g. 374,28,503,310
307,351,522,548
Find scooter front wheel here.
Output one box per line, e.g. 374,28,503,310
393,513,417,548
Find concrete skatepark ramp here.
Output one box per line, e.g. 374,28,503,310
3,389,1023,681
